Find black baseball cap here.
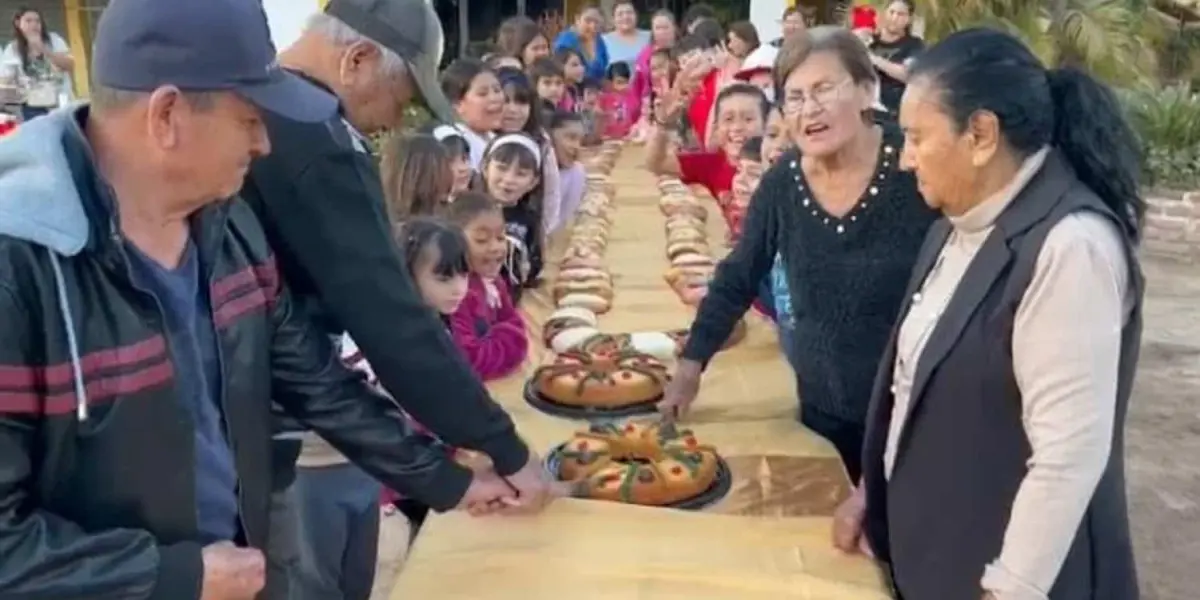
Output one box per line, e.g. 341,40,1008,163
91,0,336,123
325,0,457,123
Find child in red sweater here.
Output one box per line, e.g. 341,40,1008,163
444,192,530,380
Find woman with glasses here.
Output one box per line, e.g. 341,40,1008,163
657,27,936,481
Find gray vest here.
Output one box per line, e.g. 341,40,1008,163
861,152,1142,599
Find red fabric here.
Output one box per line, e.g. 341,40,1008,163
851,5,877,30
597,90,635,139
677,150,736,200
0,122,16,138
686,70,719,147
449,274,529,381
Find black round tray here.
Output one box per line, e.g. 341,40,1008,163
543,443,733,511
523,379,661,420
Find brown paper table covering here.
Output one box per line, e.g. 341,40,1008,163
390,148,891,599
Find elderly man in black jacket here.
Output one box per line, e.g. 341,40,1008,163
239,1,554,597
0,1,512,599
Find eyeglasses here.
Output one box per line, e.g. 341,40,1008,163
781,79,853,113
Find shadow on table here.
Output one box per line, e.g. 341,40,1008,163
715,455,852,518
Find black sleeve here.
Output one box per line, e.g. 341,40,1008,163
902,37,925,61
251,150,531,475
267,278,474,512
0,282,202,600
680,157,785,367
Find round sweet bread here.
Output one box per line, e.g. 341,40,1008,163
671,252,715,268
667,241,710,260
665,216,705,230
557,267,610,282
549,326,603,353
533,350,668,408
553,280,614,302
557,421,720,505
560,253,603,270
558,292,611,313
542,307,598,347
666,228,707,244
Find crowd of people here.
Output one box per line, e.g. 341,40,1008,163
0,0,1146,599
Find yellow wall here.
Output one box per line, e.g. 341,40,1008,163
62,0,89,97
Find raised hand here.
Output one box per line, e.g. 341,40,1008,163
657,358,702,421
200,542,265,600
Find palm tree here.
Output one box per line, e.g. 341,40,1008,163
898,0,1159,84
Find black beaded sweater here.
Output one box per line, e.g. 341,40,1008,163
682,126,937,423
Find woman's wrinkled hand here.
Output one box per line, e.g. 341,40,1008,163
832,483,873,557
656,358,703,421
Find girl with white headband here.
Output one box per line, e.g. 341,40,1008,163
480,133,545,302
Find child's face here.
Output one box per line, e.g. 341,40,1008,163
462,210,508,279
580,88,599,109
537,75,566,103
649,56,672,90
414,252,470,315
484,157,539,206
449,153,472,193
501,95,531,133
715,93,766,160
761,110,788,166
563,55,585,83
611,76,630,93
551,121,585,166
737,158,763,184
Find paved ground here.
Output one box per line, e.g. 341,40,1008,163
370,256,1200,600
1125,258,1200,600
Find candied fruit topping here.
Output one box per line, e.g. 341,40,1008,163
670,466,683,475
637,469,656,483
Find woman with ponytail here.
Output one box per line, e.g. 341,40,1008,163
837,28,1142,600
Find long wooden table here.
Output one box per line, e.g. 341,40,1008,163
389,148,892,599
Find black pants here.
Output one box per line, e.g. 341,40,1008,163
292,464,382,600
799,403,866,482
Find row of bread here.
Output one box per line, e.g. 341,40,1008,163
544,142,625,353
660,178,716,307
658,177,747,349
542,144,685,360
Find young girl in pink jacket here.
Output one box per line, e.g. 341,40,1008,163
444,192,530,380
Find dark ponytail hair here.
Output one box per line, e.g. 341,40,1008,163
1047,67,1143,239
910,28,1143,240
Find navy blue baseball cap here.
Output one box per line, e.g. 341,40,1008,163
90,0,336,123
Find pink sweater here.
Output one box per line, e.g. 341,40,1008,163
449,275,529,380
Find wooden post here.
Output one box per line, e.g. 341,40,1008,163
62,0,89,98
458,0,468,57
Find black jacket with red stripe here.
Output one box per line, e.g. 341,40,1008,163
0,109,473,599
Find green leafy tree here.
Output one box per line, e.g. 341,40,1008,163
901,0,1158,84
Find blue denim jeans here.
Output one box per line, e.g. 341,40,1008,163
292,464,382,600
